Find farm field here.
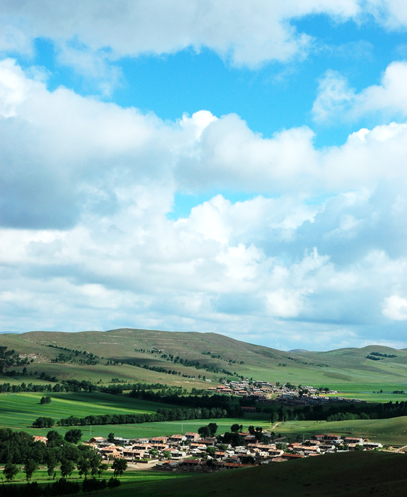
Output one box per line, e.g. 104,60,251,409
0,391,179,433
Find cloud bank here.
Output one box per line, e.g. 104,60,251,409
1,57,407,348
0,0,404,73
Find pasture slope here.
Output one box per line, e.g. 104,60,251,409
100,452,407,497
2,328,407,392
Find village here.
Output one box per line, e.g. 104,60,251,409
31,430,382,473
213,380,362,407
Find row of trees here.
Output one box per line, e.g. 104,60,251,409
1,477,120,497
38,405,229,429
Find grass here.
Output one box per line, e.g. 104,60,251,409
274,416,407,446
0,391,178,434
3,328,407,389
87,452,407,497
0,467,189,486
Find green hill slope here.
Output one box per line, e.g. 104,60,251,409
1,329,407,390
102,452,407,497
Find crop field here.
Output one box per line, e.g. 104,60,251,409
0,391,179,434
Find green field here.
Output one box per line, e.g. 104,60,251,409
275,416,407,445
4,391,407,446
0,467,190,487
0,391,179,434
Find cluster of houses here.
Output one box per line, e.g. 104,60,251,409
74,431,383,472
210,379,362,407
211,380,274,401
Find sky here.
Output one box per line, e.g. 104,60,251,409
1,1,407,351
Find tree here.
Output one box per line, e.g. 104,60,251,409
90,453,102,477
45,450,58,478
47,430,64,448
60,459,75,479
77,458,91,479
33,416,54,428
112,458,127,477
206,446,217,456
198,425,211,438
207,423,218,436
98,463,109,478
271,411,279,423
163,450,172,459
107,478,121,489
23,459,38,481
230,424,242,433
64,429,83,444
3,462,19,482
108,432,115,443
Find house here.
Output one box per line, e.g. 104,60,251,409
151,443,167,451
168,434,186,444
200,437,216,446
151,436,169,444
344,437,364,444
325,434,342,442
214,452,227,459
90,437,106,444
122,449,142,461
33,436,48,444
185,432,200,441
363,442,382,449
100,447,122,459
312,434,325,442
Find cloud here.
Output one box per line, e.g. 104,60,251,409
2,59,407,347
382,295,407,321
0,0,378,73
313,61,407,123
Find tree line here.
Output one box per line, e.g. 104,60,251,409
35,405,229,428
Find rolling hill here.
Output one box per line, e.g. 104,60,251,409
1,328,407,391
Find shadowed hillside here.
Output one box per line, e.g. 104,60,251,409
99,451,407,497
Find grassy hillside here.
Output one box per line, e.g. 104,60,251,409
97,452,407,497
1,329,407,393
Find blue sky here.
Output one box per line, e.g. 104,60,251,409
1,1,407,350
